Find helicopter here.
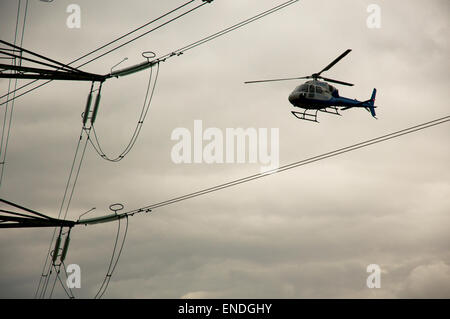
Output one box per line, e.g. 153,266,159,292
245,49,377,122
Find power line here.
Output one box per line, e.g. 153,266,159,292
123,115,450,214
36,123,92,298
77,1,211,69
70,0,198,68
94,215,129,299
0,0,299,106
61,262,76,299
6,114,447,298
0,39,88,74
155,0,299,62
89,62,160,162
33,2,210,297
8,115,449,229
0,0,213,106
57,262,75,299
0,0,28,187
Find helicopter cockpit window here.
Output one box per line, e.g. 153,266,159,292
315,86,323,94
298,84,308,92
309,85,315,92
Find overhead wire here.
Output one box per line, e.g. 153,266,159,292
0,0,212,106
56,262,75,299
3,0,440,297
123,115,450,214
36,108,93,298
84,0,298,162
35,127,84,298
1,0,440,298
34,1,215,298
62,128,92,221
48,252,75,299
0,0,28,187
155,0,299,62
0,0,299,106
0,40,83,73
48,263,60,299
83,0,298,163
94,218,121,299
28,0,294,297
35,128,83,297
72,0,196,66
76,1,211,69
61,261,76,299
35,114,449,297
94,215,129,299
89,62,160,162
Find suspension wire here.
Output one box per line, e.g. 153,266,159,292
33,0,196,294
49,259,76,299
61,261,76,299
0,0,211,106
39,263,54,299
0,0,298,107
48,264,60,299
0,46,81,73
31,115,447,297
35,128,83,298
94,217,121,299
40,226,63,299
62,128,91,220
94,215,129,299
55,262,75,299
0,0,28,187
123,115,450,214
43,114,448,298
0,0,23,154
156,0,299,62
32,2,194,298
74,0,196,65
100,215,129,299
38,128,92,298
77,2,210,69
89,62,160,162
42,228,75,299
35,85,94,298
83,1,299,162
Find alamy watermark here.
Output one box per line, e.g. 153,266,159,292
366,264,381,288
171,120,279,173
66,263,81,289
66,4,81,29
40,1,81,29
367,4,381,29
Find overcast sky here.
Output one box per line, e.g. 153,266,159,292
0,0,449,299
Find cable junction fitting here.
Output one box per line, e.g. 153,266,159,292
107,59,159,79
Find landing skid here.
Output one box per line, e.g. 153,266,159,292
291,106,341,122
291,109,319,122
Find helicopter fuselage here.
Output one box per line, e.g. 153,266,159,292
288,80,372,110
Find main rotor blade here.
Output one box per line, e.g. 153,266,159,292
244,76,309,84
317,49,352,76
320,76,354,86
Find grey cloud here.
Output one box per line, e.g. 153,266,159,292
0,0,449,298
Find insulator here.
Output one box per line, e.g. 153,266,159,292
60,233,71,262
78,213,120,225
109,60,155,78
82,92,93,125
90,91,101,124
52,235,62,264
